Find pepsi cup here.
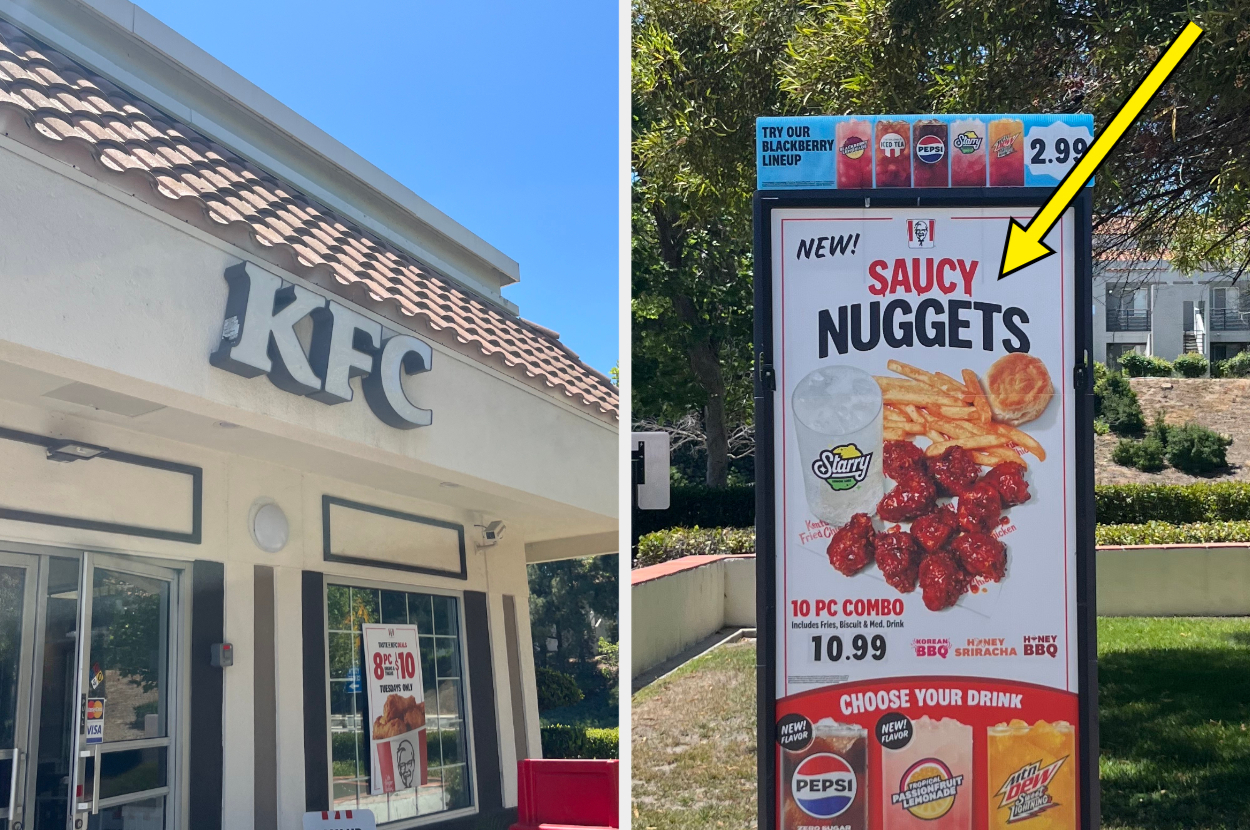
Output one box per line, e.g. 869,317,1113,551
782,719,868,830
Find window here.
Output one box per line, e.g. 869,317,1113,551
327,585,473,824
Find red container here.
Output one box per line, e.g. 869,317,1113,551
912,119,949,187
511,759,619,830
874,120,911,188
988,118,1025,186
836,119,873,188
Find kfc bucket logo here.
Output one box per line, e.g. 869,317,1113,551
908,219,935,248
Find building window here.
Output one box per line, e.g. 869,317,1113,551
1212,343,1250,362
1105,286,1150,331
327,584,473,824
1211,287,1250,331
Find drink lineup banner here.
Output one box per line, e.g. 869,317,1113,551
756,114,1095,191
754,181,1095,829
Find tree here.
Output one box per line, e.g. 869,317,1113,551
632,0,806,487
528,555,618,674
782,0,1250,279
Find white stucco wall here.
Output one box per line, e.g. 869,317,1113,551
0,123,603,827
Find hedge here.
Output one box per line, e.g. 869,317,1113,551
632,484,754,536
1093,483,1250,524
635,526,755,567
639,517,1250,559
540,724,619,759
1096,521,1250,546
535,667,583,711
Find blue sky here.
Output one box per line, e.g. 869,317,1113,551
137,1,620,374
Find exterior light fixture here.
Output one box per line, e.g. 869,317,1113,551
46,440,108,463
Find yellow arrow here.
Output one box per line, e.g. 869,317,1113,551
998,21,1203,279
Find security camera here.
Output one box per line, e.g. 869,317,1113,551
479,520,506,546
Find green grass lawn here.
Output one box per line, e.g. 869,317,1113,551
632,619,1250,830
1099,617,1250,828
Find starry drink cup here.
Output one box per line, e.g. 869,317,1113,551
782,719,869,830
792,365,884,528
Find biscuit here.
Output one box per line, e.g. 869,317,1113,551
984,353,1053,426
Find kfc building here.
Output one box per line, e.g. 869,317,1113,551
0,3,618,829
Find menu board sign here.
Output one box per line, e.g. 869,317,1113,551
361,624,428,794
756,114,1095,191
755,192,1095,830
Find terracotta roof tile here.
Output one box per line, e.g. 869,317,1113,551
0,20,617,420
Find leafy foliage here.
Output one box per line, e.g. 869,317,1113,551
1118,352,1174,378
1097,520,1250,545
1095,371,1146,435
633,484,756,536
1096,482,1250,523
539,725,619,759
1112,436,1167,472
635,526,757,567
535,667,584,711
633,0,805,486
1172,352,1208,377
1215,350,1250,378
529,555,617,671
1165,422,1233,474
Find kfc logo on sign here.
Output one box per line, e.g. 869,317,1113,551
907,219,935,248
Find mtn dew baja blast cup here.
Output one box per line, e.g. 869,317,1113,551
782,719,868,830
792,366,884,527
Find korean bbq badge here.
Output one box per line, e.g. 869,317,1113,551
362,624,428,794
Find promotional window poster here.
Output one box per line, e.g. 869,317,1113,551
362,624,429,795
765,202,1083,830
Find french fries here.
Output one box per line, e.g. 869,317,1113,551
962,368,992,425
924,434,1008,457
872,359,1044,469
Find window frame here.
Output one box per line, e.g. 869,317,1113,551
321,576,479,828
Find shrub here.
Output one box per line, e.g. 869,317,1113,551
1111,437,1166,472
540,724,619,759
1165,423,1232,475
632,484,755,536
1095,373,1145,435
1172,352,1207,378
535,667,583,711
1093,418,1110,436
1096,520,1250,546
635,526,756,567
1220,350,1250,378
1095,483,1250,524
1118,352,1173,377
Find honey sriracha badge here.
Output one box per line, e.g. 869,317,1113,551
763,200,1085,830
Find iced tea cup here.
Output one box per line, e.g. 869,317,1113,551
874,120,911,187
881,716,972,829
792,366,884,528
949,118,987,186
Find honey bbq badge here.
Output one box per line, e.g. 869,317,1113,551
812,444,873,492
996,756,1068,821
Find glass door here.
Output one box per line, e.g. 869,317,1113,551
0,552,38,830
71,554,180,830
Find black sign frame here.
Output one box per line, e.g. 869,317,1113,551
752,187,1098,830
